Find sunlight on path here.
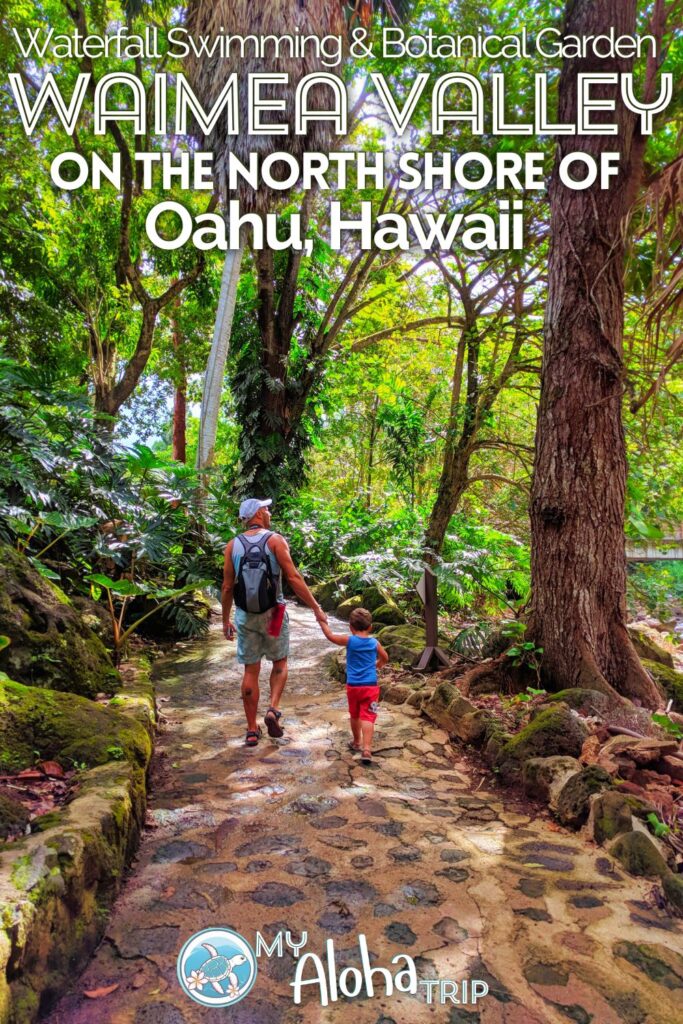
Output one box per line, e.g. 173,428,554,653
44,606,683,1024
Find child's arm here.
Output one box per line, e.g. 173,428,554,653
376,642,389,669
319,619,348,647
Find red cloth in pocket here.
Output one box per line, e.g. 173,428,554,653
268,602,286,637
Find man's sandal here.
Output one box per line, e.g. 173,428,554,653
264,707,284,738
245,726,262,747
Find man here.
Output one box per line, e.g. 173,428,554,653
222,497,328,746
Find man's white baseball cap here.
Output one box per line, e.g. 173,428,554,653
238,498,272,521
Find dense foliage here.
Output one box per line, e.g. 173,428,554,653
0,0,681,654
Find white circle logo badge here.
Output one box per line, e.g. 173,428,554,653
177,927,257,1007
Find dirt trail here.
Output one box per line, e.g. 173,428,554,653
45,605,683,1024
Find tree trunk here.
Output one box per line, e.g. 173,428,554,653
196,246,243,472
425,326,474,555
365,395,380,507
172,316,187,464
528,0,661,708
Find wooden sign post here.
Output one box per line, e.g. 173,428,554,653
415,567,450,671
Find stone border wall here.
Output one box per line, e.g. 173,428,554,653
0,661,156,1023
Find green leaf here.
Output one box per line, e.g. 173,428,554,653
652,713,683,739
87,573,118,589
31,559,61,580
86,574,145,596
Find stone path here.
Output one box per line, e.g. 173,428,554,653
45,606,683,1024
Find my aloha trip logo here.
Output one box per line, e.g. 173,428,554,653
177,928,489,1009
177,928,257,1007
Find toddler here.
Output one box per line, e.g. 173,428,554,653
320,607,388,764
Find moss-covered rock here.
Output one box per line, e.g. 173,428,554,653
0,544,120,698
494,704,589,781
381,683,414,705
310,575,359,612
423,689,489,744
422,681,457,729
609,830,669,879
406,687,427,709
627,625,674,668
483,719,511,764
0,655,155,1023
360,586,391,613
336,595,364,621
375,624,426,666
555,766,613,827
372,601,407,626
546,688,614,717
642,659,683,712
0,793,30,840
522,756,581,807
590,790,633,845
662,871,683,915
0,674,151,774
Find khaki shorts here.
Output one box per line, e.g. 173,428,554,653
235,608,290,665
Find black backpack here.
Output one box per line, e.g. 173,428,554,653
233,531,279,614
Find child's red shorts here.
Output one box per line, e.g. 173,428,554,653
346,684,380,722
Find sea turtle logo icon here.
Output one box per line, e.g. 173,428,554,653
177,927,257,1007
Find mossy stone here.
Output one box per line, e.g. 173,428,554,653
0,673,151,773
376,625,425,646
662,870,683,914
642,659,683,712
555,766,612,827
360,586,390,613
495,704,589,781
483,720,511,764
372,602,407,626
0,793,30,840
310,575,358,612
376,624,426,666
522,756,581,806
0,543,120,698
336,595,364,621
610,830,668,879
627,626,674,668
422,682,458,730
591,790,633,844
547,688,613,717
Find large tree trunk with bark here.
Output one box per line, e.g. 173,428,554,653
529,0,661,708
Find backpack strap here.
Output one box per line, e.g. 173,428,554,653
240,530,273,554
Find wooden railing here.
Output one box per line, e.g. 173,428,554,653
626,525,683,562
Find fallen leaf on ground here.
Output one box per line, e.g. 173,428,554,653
38,761,64,778
83,983,119,999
